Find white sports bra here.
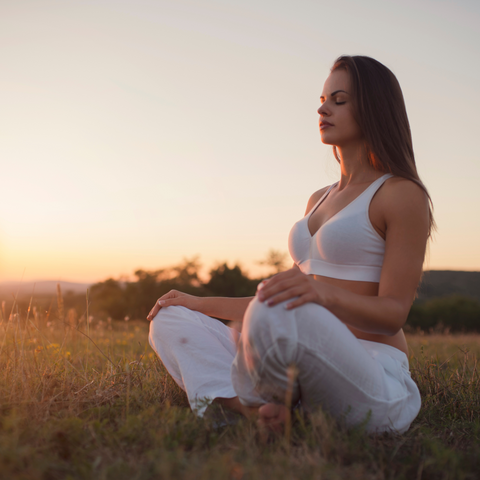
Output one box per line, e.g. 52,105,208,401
288,174,393,282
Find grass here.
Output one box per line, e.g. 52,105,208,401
1,302,480,480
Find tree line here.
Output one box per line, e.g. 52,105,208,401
2,254,480,333
87,258,480,332
89,258,262,321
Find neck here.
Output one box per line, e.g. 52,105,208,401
336,143,381,187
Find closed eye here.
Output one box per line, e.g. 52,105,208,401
335,101,346,105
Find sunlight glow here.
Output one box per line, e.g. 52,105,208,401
1,0,479,283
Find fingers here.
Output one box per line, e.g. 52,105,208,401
146,290,180,321
159,290,179,301
258,277,304,303
266,289,312,308
146,298,171,321
259,284,299,305
146,301,161,321
256,279,270,291
258,270,301,294
257,270,316,309
259,289,312,310
284,294,313,310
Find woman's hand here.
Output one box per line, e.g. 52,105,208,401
257,268,332,310
146,290,201,321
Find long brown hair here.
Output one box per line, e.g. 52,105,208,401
331,55,435,237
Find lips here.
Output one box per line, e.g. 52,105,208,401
319,121,333,130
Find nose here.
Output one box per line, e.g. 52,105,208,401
317,103,329,117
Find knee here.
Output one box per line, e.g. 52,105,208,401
149,306,190,348
243,297,345,348
237,298,300,397
243,297,298,348
243,297,278,334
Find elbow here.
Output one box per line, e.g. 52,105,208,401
383,300,410,336
383,323,405,337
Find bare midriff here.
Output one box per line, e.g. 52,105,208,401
312,274,409,356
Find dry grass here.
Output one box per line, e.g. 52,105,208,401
1,302,479,479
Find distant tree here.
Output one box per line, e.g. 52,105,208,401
417,271,480,302
407,295,480,332
89,258,207,320
124,269,166,319
90,278,127,320
257,249,289,276
125,258,207,319
205,263,259,297
170,256,202,287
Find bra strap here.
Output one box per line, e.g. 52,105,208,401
307,182,338,216
363,174,394,204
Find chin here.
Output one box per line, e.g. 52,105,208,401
319,133,336,146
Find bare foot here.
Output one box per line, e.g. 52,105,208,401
213,398,292,437
214,396,259,419
258,403,290,433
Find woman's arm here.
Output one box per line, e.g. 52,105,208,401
146,290,253,322
258,179,430,336
146,186,331,324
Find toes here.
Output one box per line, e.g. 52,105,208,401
258,403,282,419
258,403,290,434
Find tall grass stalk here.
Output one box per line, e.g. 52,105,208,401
85,288,89,372
0,304,479,479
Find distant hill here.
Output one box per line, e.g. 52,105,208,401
0,271,478,303
0,280,92,298
417,270,480,302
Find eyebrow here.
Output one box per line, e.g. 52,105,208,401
320,89,349,100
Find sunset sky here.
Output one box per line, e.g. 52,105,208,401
1,0,479,284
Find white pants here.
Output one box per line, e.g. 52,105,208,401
149,298,421,433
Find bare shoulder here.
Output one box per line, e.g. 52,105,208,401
381,176,429,211
304,185,331,216
377,176,430,229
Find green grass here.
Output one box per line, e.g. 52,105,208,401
1,308,479,480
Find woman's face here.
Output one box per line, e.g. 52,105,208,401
317,69,363,147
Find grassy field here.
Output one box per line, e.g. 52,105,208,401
1,305,479,480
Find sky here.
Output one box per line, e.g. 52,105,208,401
0,0,479,283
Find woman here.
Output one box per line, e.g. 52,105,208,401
147,55,434,433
